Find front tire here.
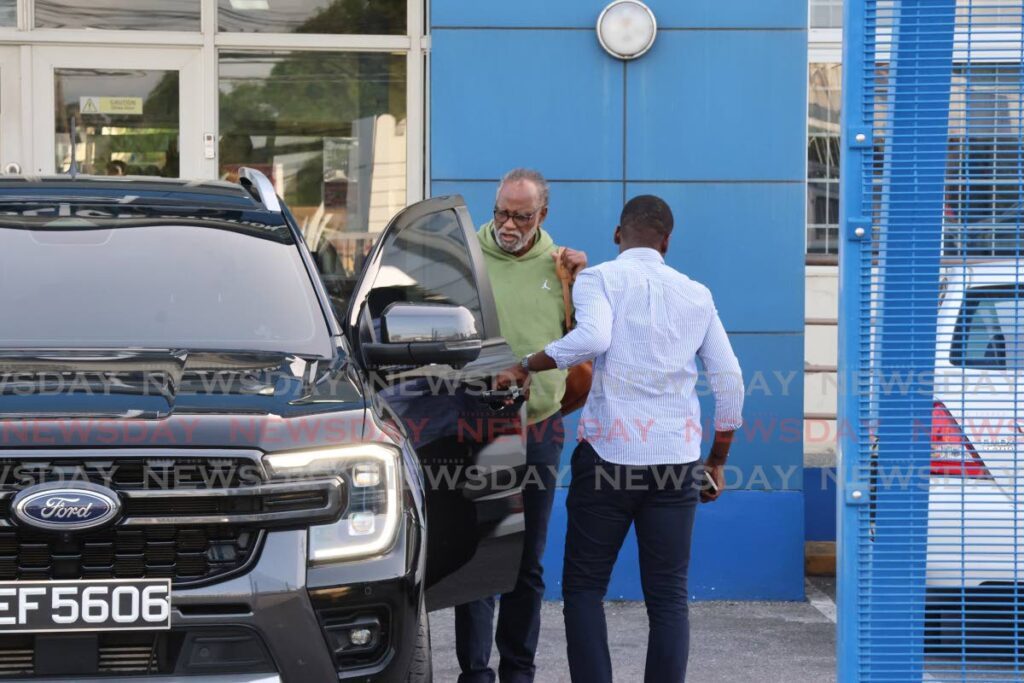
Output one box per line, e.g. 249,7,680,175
406,600,432,682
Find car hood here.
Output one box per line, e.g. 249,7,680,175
0,349,368,450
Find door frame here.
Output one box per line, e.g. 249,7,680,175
30,45,204,177
0,45,23,174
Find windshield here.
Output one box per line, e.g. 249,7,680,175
0,222,332,357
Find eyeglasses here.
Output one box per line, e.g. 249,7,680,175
493,207,541,229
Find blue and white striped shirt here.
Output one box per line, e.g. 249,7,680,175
544,247,744,465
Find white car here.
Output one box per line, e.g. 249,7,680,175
929,260,1023,589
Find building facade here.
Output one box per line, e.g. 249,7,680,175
0,0,813,600
0,0,425,261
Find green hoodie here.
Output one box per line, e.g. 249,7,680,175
477,221,568,424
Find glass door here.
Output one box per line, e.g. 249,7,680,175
31,47,203,177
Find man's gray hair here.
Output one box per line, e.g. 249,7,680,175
497,168,550,207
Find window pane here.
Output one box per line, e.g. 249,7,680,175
807,225,837,255
809,182,827,227
808,137,829,179
810,0,843,28
809,63,841,134
55,69,180,177
35,0,199,30
956,0,1023,27
946,64,1024,258
828,138,840,179
825,181,840,225
808,63,842,256
218,0,405,34
219,51,407,317
953,287,1024,369
0,1,14,26
370,210,484,334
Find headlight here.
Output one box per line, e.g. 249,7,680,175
263,444,401,563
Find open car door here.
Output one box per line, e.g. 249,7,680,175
345,195,527,610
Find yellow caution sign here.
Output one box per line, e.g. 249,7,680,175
79,97,143,116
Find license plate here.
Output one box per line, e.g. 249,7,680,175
0,579,171,633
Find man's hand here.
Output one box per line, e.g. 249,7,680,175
557,248,588,280
700,463,725,503
495,364,530,392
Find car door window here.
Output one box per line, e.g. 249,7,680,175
952,286,1024,369
366,208,484,334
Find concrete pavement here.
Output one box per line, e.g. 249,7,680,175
428,578,837,682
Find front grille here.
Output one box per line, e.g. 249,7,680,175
0,454,342,587
0,640,28,677
0,526,262,586
121,488,331,518
0,628,276,677
0,457,260,490
98,640,157,674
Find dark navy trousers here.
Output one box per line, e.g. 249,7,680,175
562,440,699,683
454,413,564,683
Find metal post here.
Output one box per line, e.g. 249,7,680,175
839,1,957,680
837,0,867,679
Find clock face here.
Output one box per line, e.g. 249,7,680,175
598,1,657,60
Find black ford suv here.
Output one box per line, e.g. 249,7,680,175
0,170,527,681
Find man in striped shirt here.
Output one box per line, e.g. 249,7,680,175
499,195,744,683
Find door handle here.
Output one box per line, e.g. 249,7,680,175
480,386,525,410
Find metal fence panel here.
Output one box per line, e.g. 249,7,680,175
840,1,1024,681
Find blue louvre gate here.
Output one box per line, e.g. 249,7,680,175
840,0,1024,680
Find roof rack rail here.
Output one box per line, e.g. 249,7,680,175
238,167,282,213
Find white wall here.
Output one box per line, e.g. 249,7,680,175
805,264,838,467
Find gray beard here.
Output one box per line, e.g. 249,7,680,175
494,224,539,254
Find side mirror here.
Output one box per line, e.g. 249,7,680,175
362,303,482,369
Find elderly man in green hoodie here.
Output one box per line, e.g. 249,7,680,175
454,168,587,683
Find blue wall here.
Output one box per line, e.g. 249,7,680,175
430,0,808,601
805,467,838,542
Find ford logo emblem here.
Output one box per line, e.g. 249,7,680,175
13,484,120,532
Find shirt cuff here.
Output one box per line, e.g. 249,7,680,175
714,417,743,431
543,339,578,370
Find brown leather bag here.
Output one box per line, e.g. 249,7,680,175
554,248,593,415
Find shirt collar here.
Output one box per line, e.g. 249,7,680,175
617,247,665,263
